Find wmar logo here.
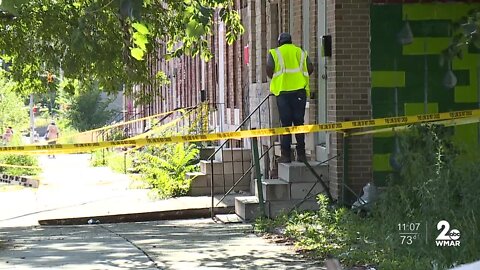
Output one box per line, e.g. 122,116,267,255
435,220,461,247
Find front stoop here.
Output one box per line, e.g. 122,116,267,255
235,161,329,220
187,148,253,196
278,161,328,183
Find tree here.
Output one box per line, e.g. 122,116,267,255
441,8,480,66
0,71,29,132
62,82,117,131
0,0,243,95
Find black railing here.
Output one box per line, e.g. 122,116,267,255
209,94,277,218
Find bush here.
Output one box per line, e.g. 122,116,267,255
90,150,132,173
134,143,199,198
0,154,40,176
372,124,480,269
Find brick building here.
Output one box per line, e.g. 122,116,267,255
127,0,480,202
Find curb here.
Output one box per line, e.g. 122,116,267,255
38,207,234,226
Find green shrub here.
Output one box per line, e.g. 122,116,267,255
134,143,199,198
0,154,40,176
90,150,109,167
90,149,132,173
372,124,480,269
255,124,480,269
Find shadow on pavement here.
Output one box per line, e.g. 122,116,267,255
0,219,324,270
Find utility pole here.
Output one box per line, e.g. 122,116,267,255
29,94,35,144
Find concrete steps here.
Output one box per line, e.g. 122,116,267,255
186,171,251,196
186,148,253,196
235,161,329,220
199,160,251,175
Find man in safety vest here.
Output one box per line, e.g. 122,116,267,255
266,32,314,163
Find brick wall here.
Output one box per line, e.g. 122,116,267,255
326,0,373,201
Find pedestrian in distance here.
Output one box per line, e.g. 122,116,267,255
2,126,13,145
45,121,60,159
266,32,314,163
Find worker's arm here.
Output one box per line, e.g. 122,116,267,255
266,52,275,78
306,56,314,75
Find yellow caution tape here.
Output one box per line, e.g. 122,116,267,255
349,116,480,136
47,106,194,144
0,163,41,169
2,109,480,155
129,107,196,140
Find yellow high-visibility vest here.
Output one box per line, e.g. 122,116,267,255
269,44,310,97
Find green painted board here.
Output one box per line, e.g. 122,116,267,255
404,103,438,115
402,38,451,55
373,154,392,172
372,71,406,88
403,4,479,21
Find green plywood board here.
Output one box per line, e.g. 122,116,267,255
403,4,479,21
454,124,479,148
373,154,392,172
402,38,451,55
372,71,406,87
373,137,394,154
373,172,392,187
452,51,480,69
404,103,438,115
373,129,395,138
453,70,471,86
409,20,451,37
372,3,480,176
370,5,403,71
455,85,478,103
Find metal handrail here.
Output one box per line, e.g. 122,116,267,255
214,143,275,207
210,94,275,218
206,94,273,161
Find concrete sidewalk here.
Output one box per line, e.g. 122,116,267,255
0,219,324,270
0,154,234,227
0,154,324,269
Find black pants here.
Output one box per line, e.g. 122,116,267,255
276,89,307,154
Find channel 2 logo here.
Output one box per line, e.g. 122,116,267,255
435,220,461,247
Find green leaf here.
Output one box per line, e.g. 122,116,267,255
130,47,144,60
132,22,149,35
133,32,148,44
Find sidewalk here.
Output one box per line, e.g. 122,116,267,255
0,219,323,270
0,154,232,227
0,154,325,269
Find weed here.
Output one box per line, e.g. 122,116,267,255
255,124,480,269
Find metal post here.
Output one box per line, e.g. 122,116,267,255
123,152,127,174
210,160,215,219
342,132,349,206
252,136,265,217
29,94,35,144
477,66,480,146
102,133,106,165
423,41,428,113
